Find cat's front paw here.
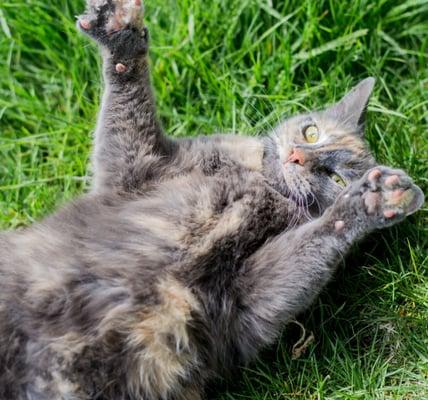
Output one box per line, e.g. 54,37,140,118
79,0,144,33
78,0,147,63
333,166,424,233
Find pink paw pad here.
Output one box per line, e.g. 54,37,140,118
392,189,404,199
368,169,382,182
364,192,380,214
115,63,127,73
384,210,397,219
79,19,91,30
385,189,405,207
335,220,345,232
385,175,400,187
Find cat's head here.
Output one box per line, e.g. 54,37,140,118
265,78,376,214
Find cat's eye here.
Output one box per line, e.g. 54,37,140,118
303,125,320,144
331,174,346,187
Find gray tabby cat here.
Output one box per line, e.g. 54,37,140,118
0,0,424,399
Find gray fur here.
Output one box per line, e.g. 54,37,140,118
0,1,424,399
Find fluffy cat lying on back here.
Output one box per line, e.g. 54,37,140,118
0,1,424,399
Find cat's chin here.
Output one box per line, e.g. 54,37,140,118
282,167,312,199
263,164,316,210
271,175,315,209
287,191,316,209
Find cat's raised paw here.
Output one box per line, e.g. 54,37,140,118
363,167,423,221
336,166,424,231
78,0,147,58
79,0,144,33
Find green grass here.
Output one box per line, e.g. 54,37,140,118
1,0,427,398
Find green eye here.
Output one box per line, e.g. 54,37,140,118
332,174,346,187
303,125,320,144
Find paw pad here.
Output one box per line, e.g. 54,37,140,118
335,220,345,232
383,210,397,219
364,192,380,214
368,169,381,182
79,19,91,30
115,63,127,73
385,175,400,188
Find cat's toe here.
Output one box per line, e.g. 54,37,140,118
363,191,381,214
383,182,424,218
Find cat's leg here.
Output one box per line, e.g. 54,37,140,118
78,0,174,194
235,166,424,361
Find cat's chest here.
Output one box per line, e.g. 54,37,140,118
172,169,295,288
178,168,292,260
177,135,265,177
127,161,296,264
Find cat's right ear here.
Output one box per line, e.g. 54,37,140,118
326,77,375,134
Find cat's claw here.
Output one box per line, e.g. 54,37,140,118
334,166,424,231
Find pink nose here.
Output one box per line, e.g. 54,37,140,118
286,148,305,166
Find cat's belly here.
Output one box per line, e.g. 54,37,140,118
0,166,298,399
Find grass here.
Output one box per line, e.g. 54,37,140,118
0,0,427,398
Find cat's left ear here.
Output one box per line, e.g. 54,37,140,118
326,77,375,135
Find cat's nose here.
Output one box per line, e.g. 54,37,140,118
286,148,305,166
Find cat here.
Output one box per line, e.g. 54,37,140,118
0,0,424,399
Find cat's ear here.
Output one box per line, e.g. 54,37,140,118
326,77,375,134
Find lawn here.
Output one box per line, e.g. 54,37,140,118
0,0,427,399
